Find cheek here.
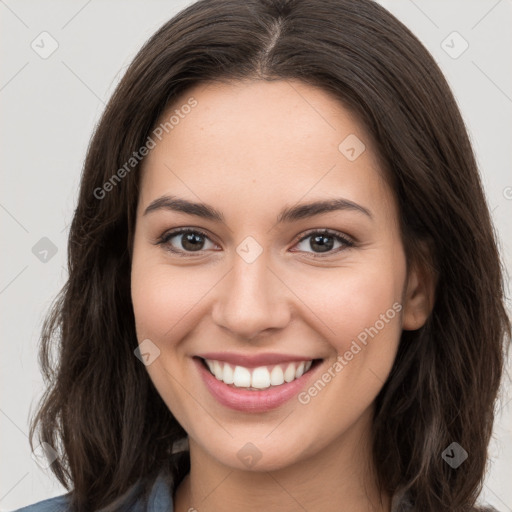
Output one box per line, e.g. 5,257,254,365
130,253,201,429
131,269,182,340
289,286,402,451
131,257,211,342
295,255,405,421
333,273,403,352
291,257,405,354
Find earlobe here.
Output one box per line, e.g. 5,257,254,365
401,263,436,331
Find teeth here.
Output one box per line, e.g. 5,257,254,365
233,366,251,387
203,358,315,389
213,360,223,380
251,366,271,389
270,365,284,386
284,363,296,383
205,359,215,374
222,363,234,384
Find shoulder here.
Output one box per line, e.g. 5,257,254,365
11,494,70,512
11,473,174,512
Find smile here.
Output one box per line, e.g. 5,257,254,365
193,354,324,413
202,358,314,389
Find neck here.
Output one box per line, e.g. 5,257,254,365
174,409,391,512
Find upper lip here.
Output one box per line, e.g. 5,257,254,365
196,352,319,368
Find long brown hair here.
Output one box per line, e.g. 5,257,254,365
30,0,510,510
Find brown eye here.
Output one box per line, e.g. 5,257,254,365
293,229,354,256
158,228,217,255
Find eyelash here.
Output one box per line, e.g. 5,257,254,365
155,227,355,258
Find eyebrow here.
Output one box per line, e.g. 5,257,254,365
143,195,373,223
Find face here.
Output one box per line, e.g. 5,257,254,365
130,79,427,472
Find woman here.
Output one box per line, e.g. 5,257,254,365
16,0,510,510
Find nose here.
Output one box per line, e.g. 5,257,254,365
211,250,291,341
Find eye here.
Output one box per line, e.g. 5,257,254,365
156,228,218,256
291,229,354,256
156,227,354,258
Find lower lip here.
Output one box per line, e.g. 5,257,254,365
194,357,321,413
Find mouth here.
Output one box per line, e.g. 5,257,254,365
193,355,324,412
197,356,322,390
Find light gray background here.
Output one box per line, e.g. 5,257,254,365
1,0,511,510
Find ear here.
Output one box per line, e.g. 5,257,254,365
402,259,437,331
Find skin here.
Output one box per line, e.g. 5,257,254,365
130,79,434,512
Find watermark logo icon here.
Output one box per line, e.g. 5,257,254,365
236,236,263,264
441,32,469,59
31,32,59,59
338,134,366,161
134,339,161,366
31,442,58,469
441,442,468,468
237,442,262,468
32,237,58,263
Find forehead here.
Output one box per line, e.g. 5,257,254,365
138,79,394,220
